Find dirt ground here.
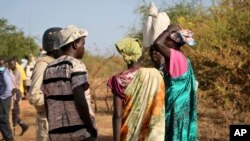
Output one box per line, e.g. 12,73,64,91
1,91,249,141
0,99,113,141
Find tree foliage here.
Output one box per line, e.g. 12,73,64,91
0,18,39,61
131,0,250,111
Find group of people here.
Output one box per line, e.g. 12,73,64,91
108,24,198,141
0,58,30,141
1,16,197,141
29,25,97,141
109,4,198,140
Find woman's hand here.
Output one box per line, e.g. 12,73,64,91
165,24,180,34
153,24,181,58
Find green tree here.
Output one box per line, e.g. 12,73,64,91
0,18,39,60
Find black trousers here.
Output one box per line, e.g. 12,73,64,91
0,97,13,141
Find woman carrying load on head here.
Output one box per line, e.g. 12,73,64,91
152,24,198,141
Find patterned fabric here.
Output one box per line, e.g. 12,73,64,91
115,38,142,65
42,55,95,141
164,59,197,141
108,68,166,141
107,68,138,103
178,30,195,46
170,30,196,47
122,68,165,141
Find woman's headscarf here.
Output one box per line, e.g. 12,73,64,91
115,38,142,65
170,29,196,47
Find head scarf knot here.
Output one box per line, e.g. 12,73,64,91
115,38,142,65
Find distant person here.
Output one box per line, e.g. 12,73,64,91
149,46,165,76
107,38,165,141
25,54,36,94
15,60,27,99
8,59,29,136
152,24,198,141
0,58,14,141
21,58,28,69
42,25,97,141
29,27,63,141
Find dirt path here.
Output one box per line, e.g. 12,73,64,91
2,95,249,141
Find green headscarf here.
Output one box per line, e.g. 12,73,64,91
115,38,142,65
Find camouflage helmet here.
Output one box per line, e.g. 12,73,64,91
42,27,62,52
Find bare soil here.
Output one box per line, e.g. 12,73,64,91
1,90,249,141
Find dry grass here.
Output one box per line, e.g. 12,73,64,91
198,90,250,141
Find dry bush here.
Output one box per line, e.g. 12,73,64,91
82,53,125,113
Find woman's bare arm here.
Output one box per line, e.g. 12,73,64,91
113,94,123,141
154,24,180,58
